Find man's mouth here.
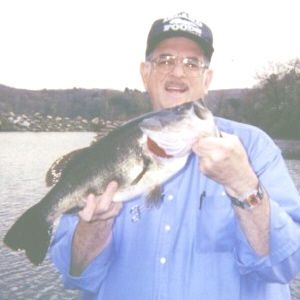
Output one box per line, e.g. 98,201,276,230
165,81,188,93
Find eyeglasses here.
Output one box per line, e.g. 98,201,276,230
148,54,208,77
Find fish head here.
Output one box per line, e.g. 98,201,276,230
140,99,218,158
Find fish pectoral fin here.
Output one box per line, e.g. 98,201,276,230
130,156,152,186
45,148,87,187
146,186,163,208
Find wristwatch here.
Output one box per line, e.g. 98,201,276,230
229,183,265,210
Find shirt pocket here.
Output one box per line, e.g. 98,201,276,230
195,193,236,253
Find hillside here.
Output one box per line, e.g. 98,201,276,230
0,84,151,120
0,84,246,119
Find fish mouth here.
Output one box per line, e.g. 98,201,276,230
164,80,188,93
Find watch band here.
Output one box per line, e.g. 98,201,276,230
229,183,264,210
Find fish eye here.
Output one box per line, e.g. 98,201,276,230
174,104,185,113
172,102,192,116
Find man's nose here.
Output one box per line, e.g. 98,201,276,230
170,61,186,77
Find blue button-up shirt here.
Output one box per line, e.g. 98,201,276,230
50,117,300,300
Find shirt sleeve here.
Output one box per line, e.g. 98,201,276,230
49,214,115,294
233,132,300,283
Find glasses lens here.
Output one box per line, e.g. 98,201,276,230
153,55,175,74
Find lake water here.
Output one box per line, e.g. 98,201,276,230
1,132,300,299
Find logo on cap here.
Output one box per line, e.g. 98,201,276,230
145,12,214,60
163,12,203,37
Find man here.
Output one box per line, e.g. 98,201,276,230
50,12,300,299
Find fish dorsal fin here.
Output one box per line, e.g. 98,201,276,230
91,120,124,145
45,148,85,187
45,120,123,187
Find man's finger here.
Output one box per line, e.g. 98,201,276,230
93,202,123,221
78,194,97,222
102,181,118,201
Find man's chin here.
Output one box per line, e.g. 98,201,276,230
151,92,193,110
164,93,191,107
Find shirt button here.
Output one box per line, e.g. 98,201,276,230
167,194,174,200
160,257,167,264
221,191,226,196
164,224,171,231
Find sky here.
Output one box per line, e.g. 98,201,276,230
0,0,299,92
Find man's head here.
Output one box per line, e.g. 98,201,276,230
140,12,214,110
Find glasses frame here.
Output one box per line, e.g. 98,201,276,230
147,54,209,77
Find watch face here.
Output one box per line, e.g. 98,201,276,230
245,184,264,209
230,184,264,209
247,194,260,206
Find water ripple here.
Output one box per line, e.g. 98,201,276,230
1,132,95,299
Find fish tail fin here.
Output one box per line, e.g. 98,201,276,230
3,201,52,265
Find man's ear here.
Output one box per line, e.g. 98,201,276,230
140,62,150,91
203,69,213,95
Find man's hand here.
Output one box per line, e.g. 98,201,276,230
79,181,123,222
70,181,123,276
193,132,270,256
192,132,258,198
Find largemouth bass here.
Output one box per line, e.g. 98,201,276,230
3,99,218,265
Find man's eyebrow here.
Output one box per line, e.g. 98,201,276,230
157,53,174,57
157,53,201,59
185,55,202,60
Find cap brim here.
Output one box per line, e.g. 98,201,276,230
146,30,214,60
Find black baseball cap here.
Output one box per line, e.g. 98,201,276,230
146,12,214,61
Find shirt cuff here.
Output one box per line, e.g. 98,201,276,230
64,241,115,293
50,214,115,293
234,199,300,274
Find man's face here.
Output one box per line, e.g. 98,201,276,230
140,37,213,110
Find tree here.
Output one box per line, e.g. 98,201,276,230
244,58,300,139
